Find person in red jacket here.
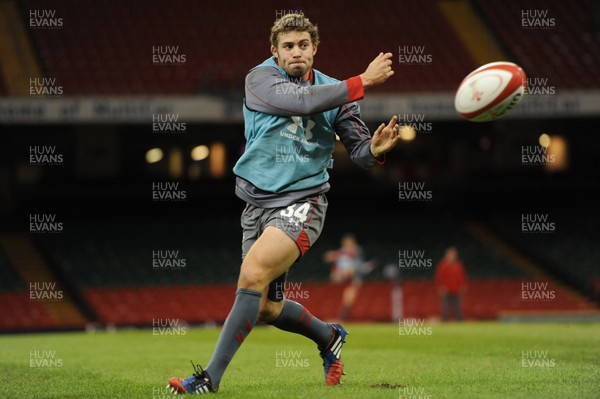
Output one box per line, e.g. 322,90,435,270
435,246,468,321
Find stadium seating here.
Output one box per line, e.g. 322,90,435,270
294,210,531,283
0,242,57,331
0,292,56,330
488,210,600,302
35,211,530,289
367,279,594,321
35,216,243,289
1,207,597,331
21,210,594,327
0,244,26,291
0,75,6,96
7,0,599,96
85,284,237,325
473,0,600,88
17,0,476,95
79,279,600,325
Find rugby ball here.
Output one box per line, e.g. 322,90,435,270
454,61,527,122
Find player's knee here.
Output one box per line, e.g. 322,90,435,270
258,300,284,323
238,266,269,291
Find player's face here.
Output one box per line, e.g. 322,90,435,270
342,237,356,249
271,31,317,79
445,247,457,261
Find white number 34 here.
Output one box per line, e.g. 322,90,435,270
280,202,311,223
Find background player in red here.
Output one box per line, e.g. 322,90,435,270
168,12,400,394
435,246,468,321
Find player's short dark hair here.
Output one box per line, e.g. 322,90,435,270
270,12,319,47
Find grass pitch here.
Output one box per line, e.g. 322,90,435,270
1,322,598,399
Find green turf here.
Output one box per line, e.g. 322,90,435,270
1,322,599,399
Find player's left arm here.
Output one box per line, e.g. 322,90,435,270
334,102,401,168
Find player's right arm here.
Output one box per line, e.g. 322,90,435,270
245,52,394,117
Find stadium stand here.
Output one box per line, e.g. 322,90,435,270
0,242,26,291
301,210,532,282
35,216,243,289
19,210,594,328
0,237,56,331
0,74,6,96
473,0,600,88
0,233,88,332
17,0,477,94
488,210,600,303
8,0,600,96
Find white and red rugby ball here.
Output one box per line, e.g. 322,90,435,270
454,61,527,122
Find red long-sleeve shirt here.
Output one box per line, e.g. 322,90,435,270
435,259,468,294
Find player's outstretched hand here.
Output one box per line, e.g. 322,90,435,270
370,115,401,159
360,52,394,90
